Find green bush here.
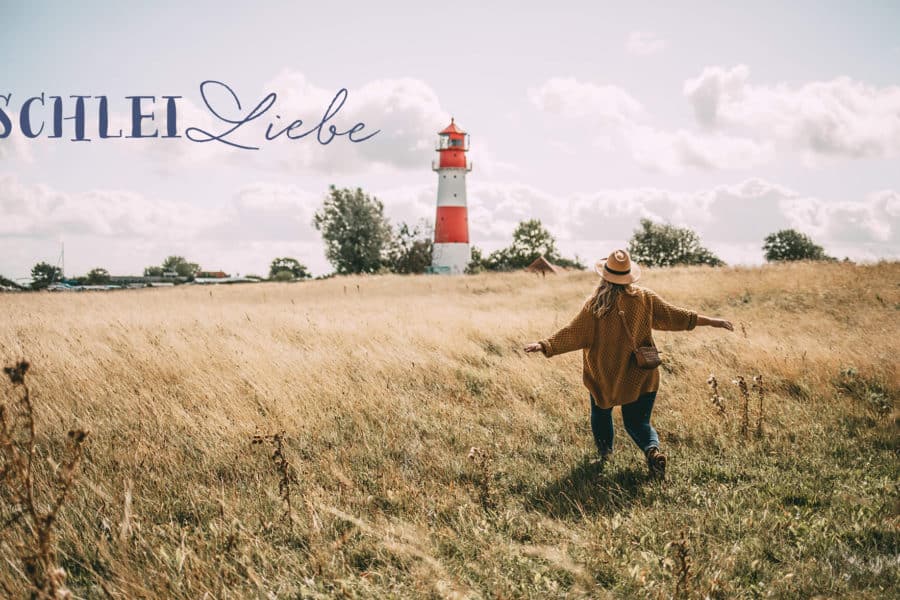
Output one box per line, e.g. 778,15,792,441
763,229,832,262
627,219,724,267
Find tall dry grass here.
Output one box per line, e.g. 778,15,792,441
0,261,897,598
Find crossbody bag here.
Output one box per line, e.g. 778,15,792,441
617,302,662,370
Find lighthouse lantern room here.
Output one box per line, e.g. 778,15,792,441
430,118,472,274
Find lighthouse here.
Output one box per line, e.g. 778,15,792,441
430,118,472,274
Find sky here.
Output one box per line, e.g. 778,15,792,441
2,0,899,280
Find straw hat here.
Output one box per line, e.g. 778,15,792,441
595,249,642,284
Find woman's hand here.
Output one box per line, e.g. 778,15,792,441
524,342,544,353
713,318,734,331
697,315,734,331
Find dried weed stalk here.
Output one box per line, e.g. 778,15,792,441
467,446,494,510
707,374,726,416
668,532,693,600
252,431,298,528
752,375,765,438
1,360,89,600
733,376,751,439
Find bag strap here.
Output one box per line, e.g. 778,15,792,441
617,295,655,351
616,296,639,353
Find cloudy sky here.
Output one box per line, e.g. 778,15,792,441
2,1,899,280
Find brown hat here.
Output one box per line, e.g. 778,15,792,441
595,249,641,284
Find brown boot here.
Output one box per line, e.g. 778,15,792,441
646,447,667,480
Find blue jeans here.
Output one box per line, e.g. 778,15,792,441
590,392,660,456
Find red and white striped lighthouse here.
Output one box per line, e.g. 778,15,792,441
431,118,472,274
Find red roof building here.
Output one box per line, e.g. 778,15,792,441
526,256,562,275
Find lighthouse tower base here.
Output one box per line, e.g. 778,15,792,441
430,243,470,275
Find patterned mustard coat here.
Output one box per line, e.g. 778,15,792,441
539,286,697,409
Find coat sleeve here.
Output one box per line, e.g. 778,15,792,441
650,291,698,331
540,301,595,357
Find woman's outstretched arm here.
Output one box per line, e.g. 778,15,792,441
650,291,733,332
524,301,594,357
695,314,734,331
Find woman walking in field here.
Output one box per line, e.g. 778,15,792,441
525,250,733,479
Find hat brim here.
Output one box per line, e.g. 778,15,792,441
595,260,641,284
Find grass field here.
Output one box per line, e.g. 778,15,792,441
1,261,897,598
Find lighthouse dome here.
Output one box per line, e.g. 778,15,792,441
439,118,465,135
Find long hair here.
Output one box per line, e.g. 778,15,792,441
591,279,635,317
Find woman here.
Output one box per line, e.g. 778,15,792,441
524,250,733,478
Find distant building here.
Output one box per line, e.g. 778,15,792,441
196,270,229,279
526,256,562,276
193,275,257,285
109,275,151,286
109,275,189,286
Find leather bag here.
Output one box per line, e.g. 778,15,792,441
618,305,662,370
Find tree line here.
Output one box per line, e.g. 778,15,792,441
307,186,836,273
8,186,837,290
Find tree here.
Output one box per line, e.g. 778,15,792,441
271,270,296,282
466,246,487,274
30,262,62,289
508,219,560,266
161,256,200,277
556,255,587,270
386,222,433,274
763,229,832,262
313,186,392,275
143,266,164,277
269,257,311,280
483,246,516,271
479,219,585,271
627,219,724,268
0,275,23,290
85,268,110,285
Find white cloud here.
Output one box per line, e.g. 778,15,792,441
0,174,206,239
626,31,667,56
625,125,774,174
684,64,900,159
355,177,896,265
0,174,329,243
2,174,896,280
529,76,773,173
549,140,577,155
781,189,900,243
465,178,899,262
0,176,332,277
533,67,900,173
0,110,35,164
682,64,752,129
377,184,434,228
528,77,645,124
469,182,564,241
202,182,321,242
